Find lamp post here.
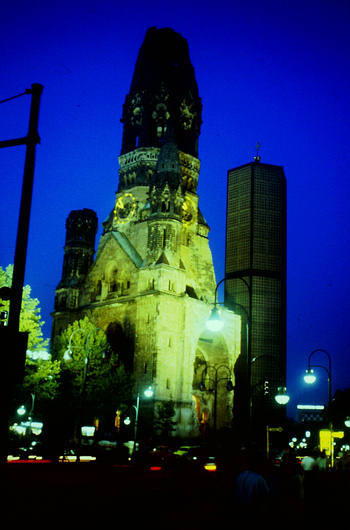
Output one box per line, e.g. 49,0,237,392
304,349,332,409
206,275,252,427
250,355,289,452
64,326,105,459
275,387,290,405
200,364,234,432
126,386,154,458
16,392,35,435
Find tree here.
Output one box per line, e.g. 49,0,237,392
0,265,59,407
1,265,61,456
154,400,177,440
21,356,61,403
52,317,133,437
0,265,48,352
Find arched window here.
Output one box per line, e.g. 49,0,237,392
108,268,118,293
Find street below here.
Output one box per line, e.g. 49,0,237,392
1,460,349,526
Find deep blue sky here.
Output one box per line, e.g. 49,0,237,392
1,0,349,417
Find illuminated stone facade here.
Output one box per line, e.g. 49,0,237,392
52,28,241,437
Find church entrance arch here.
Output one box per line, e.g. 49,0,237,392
106,321,134,372
192,329,234,434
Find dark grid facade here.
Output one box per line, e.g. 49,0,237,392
224,161,287,428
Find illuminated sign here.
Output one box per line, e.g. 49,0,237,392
297,405,325,410
319,429,344,457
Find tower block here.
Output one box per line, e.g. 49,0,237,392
52,27,241,437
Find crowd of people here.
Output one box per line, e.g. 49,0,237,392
218,444,350,521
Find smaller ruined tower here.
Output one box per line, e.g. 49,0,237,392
53,208,97,336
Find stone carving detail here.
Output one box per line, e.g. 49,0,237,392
179,95,196,131
129,92,144,127
160,185,171,212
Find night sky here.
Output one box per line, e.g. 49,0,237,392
1,0,349,418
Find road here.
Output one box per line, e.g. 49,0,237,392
1,461,349,526
1,462,229,527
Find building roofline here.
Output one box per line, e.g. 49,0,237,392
227,160,285,173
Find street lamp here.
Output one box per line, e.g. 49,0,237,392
251,355,289,409
206,306,224,332
304,369,317,385
275,386,290,405
129,385,154,458
16,392,35,432
17,405,26,416
303,349,332,408
200,364,234,432
206,275,252,425
64,326,105,459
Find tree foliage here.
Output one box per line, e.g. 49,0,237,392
0,265,48,351
52,317,133,430
1,265,60,419
154,400,177,440
22,357,61,403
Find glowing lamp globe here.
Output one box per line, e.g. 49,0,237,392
275,387,290,405
144,386,154,398
304,369,316,384
17,405,26,416
206,307,224,332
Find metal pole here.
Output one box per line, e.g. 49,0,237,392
266,426,270,458
213,274,252,429
213,369,218,432
132,393,140,458
307,349,332,408
0,84,43,465
8,83,43,332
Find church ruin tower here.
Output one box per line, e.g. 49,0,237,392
53,209,97,330
52,27,241,438
120,27,202,161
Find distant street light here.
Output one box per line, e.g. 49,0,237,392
251,355,290,409
274,387,290,405
303,349,332,408
16,393,35,446
304,369,317,385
